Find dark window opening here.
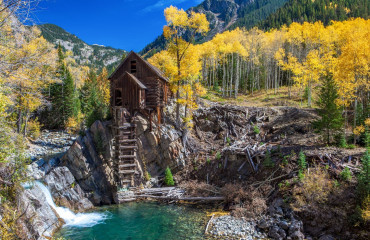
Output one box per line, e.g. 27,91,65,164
115,89,122,106
131,60,137,73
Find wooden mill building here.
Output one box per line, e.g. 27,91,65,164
108,51,170,188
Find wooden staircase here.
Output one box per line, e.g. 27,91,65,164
113,107,138,188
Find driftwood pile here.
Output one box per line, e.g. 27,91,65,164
117,187,224,204
305,149,364,174
193,105,278,173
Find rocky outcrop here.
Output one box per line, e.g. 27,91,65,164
17,184,61,240
61,121,116,205
135,115,185,179
44,167,94,211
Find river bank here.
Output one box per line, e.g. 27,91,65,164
19,104,367,240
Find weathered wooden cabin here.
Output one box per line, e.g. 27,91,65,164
109,51,170,123
108,51,170,188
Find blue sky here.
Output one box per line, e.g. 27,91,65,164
32,0,203,51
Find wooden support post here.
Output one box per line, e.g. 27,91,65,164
157,106,161,125
149,111,152,131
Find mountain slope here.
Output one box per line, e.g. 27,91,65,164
141,0,369,58
140,0,289,58
38,24,125,72
259,0,369,29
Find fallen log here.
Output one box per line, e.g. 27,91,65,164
136,195,225,201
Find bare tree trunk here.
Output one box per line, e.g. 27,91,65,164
354,98,357,144
222,56,226,96
23,109,30,136
230,53,234,97
234,55,240,98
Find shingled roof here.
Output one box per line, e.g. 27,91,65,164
108,51,169,83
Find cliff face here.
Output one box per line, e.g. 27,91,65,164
61,121,116,205
17,106,188,239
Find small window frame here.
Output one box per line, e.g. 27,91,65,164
130,60,137,73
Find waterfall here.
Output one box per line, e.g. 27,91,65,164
35,181,109,227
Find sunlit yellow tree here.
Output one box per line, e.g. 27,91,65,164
161,5,209,126
1,20,57,133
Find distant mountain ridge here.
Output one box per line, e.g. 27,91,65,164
140,0,369,58
38,24,125,72
140,0,289,58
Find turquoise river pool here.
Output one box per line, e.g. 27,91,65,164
55,202,210,240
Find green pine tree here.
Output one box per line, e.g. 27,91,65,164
358,150,370,200
46,45,80,129
298,150,307,170
164,167,175,186
313,72,344,145
81,70,107,127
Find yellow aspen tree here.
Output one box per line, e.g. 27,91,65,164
97,67,110,107
162,5,209,126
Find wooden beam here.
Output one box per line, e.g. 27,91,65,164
157,106,161,125
149,111,152,131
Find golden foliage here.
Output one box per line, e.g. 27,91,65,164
157,17,368,112
97,67,110,106
65,112,84,134
354,125,366,136
150,6,210,123
26,118,42,140
293,166,334,208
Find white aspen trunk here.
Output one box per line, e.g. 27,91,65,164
222,56,226,96
235,55,240,98
230,53,234,97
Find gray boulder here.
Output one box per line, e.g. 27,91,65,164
61,121,116,205
44,166,94,211
17,184,61,240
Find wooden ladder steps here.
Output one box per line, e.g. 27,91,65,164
119,146,137,150
112,124,136,129
118,131,136,135
119,164,136,168
119,170,136,174
120,179,132,183
119,155,136,159
119,139,137,143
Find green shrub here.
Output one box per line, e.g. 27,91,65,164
335,133,348,148
27,118,42,140
253,125,260,134
298,170,305,181
226,137,231,144
145,171,151,181
298,150,307,170
263,150,274,168
358,150,370,200
334,180,340,188
282,155,289,165
347,144,356,149
164,167,175,186
206,158,211,164
216,152,221,160
340,167,352,182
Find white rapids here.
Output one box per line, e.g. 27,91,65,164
35,181,109,227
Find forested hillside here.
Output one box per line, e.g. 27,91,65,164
259,0,369,29
141,0,369,58
230,0,288,29
141,0,289,58
38,24,125,72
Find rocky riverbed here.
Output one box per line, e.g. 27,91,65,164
207,198,306,240
27,130,76,160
